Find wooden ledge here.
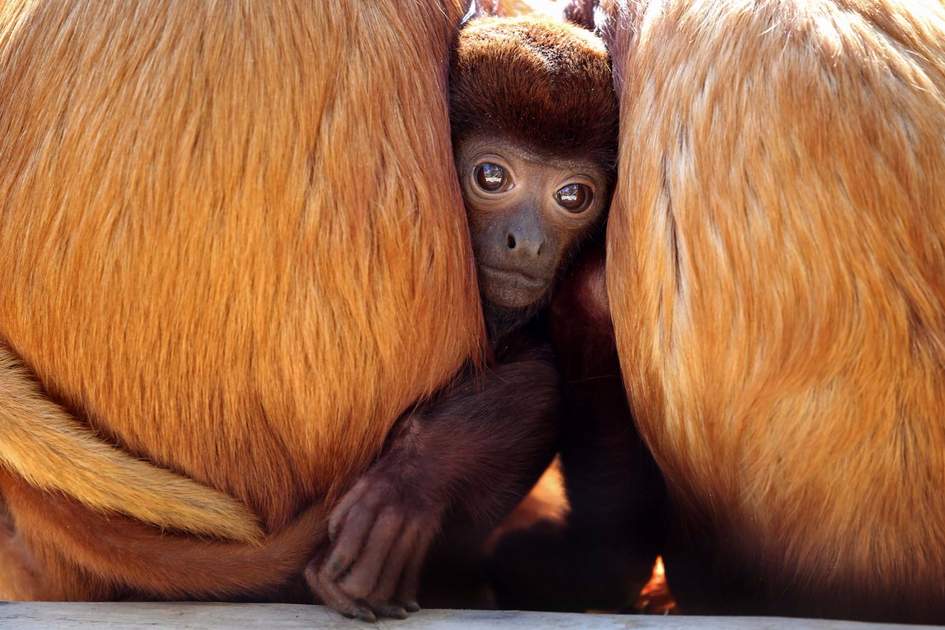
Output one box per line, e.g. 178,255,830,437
0,602,940,629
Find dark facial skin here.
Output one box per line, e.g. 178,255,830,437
456,134,609,312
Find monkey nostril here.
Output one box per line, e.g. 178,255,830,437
507,234,516,249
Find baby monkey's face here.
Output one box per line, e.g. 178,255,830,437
457,135,609,311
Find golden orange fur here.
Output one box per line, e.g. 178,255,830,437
0,0,481,600
604,0,945,621
0,343,261,542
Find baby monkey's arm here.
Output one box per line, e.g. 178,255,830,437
306,340,560,621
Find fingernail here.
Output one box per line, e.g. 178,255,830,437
381,606,408,619
356,607,377,623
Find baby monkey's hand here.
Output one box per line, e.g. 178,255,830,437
305,418,444,622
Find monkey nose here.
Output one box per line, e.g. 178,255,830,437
505,230,544,259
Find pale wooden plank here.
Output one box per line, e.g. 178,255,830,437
0,603,939,630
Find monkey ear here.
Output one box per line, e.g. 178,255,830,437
563,0,599,31
462,0,501,24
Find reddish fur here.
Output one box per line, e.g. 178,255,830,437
296,7,625,618
0,470,325,600
0,0,482,601
450,15,617,169
305,11,620,618
0,342,264,543
310,342,562,617
602,0,945,622
563,0,597,30
491,245,667,612
486,460,569,549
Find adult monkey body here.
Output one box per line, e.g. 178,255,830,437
0,0,618,612
0,0,482,600
529,0,945,622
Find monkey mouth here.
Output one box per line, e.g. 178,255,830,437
479,265,548,290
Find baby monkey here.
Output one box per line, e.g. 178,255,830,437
305,3,618,620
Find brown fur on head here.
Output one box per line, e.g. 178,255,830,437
450,15,618,172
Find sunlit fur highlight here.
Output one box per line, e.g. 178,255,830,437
0,344,262,542
605,0,945,621
0,0,481,600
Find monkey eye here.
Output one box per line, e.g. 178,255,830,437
474,162,507,192
555,183,593,212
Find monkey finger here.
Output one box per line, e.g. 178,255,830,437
395,524,438,612
328,477,371,542
368,519,422,604
304,554,376,622
325,503,377,580
368,602,408,620
338,507,405,600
